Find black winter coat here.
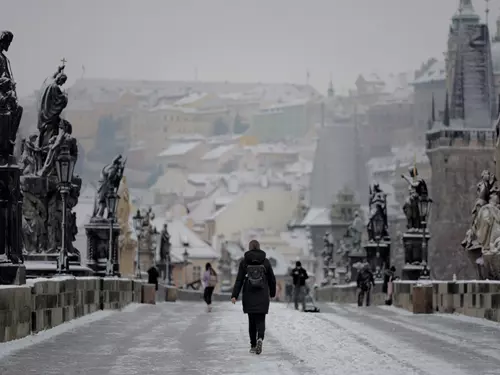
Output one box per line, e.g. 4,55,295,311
291,267,309,286
231,249,277,314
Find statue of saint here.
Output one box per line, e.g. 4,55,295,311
37,64,68,148
367,183,388,241
401,167,429,230
159,223,171,262
348,210,363,250
0,30,23,161
38,120,77,177
93,155,126,218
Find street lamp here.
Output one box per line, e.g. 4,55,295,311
133,209,143,278
151,226,159,266
419,196,433,276
182,240,189,288
55,144,75,274
105,192,118,276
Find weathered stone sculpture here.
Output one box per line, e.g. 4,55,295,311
367,183,389,241
344,210,366,282
462,170,500,280
218,236,232,293
93,155,126,219
158,223,171,283
20,63,83,269
321,232,334,285
85,154,126,276
401,167,429,231
0,31,26,284
400,167,431,280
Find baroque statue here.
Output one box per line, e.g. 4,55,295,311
20,61,81,257
367,183,389,241
0,30,23,164
401,167,429,231
159,222,171,282
462,170,500,279
92,154,126,219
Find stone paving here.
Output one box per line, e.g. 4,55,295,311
0,301,498,374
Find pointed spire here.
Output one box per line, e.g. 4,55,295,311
443,91,450,127
327,74,334,98
431,93,436,122
453,0,480,23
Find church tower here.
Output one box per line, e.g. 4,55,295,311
426,0,496,279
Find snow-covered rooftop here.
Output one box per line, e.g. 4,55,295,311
201,144,236,160
157,141,201,157
300,207,331,226
412,60,446,85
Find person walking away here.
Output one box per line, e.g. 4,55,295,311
291,261,309,311
383,266,396,305
357,264,375,307
203,263,217,312
147,266,159,291
231,240,276,355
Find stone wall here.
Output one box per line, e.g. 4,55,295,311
315,282,386,305
156,286,232,303
0,277,156,343
393,280,500,322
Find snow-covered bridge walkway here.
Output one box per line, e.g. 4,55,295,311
0,301,499,374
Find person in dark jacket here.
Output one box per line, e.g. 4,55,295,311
231,240,276,355
147,266,159,291
356,264,375,307
290,261,309,311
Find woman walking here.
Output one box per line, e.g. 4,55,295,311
203,263,218,312
231,240,276,355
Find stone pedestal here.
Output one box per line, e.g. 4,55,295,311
364,241,391,278
402,230,430,280
348,248,366,282
85,219,120,276
0,164,25,285
412,284,433,314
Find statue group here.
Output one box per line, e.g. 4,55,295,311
462,170,500,279
20,60,81,258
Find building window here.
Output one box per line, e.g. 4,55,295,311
193,265,201,281
257,200,264,211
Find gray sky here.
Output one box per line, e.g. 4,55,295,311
1,0,498,96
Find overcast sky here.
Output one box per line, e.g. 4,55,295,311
1,0,498,96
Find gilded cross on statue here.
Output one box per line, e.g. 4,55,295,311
61,57,67,67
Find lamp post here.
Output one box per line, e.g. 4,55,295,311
133,209,143,279
151,226,159,267
182,244,189,288
55,144,75,274
418,196,433,274
105,192,118,276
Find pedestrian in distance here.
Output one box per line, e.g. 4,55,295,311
203,263,218,312
290,261,309,311
357,262,375,307
147,265,159,291
231,240,276,355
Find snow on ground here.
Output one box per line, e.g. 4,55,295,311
0,310,115,360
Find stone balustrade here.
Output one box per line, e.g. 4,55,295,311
0,277,156,343
156,285,232,303
315,282,386,305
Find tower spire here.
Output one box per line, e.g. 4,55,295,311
443,91,450,127
327,73,334,98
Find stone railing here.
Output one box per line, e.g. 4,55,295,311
426,128,495,150
0,276,156,343
156,285,232,303
315,282,386,305
393,280,500,321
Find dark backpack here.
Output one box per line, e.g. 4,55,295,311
246,263,267,290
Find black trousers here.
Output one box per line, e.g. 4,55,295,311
203,287,214,305
358,288,371,307
248,313,266,347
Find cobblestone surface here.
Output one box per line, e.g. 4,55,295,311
0,302,498,374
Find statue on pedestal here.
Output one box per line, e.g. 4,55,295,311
401,167,429,231
20,61,81,259
347,210,363,251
